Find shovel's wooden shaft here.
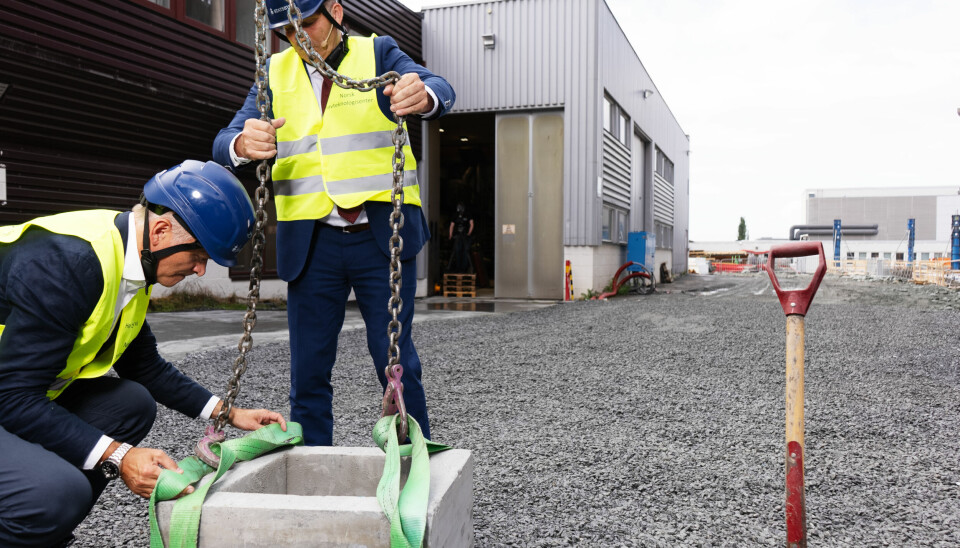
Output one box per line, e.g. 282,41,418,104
785,314,807,548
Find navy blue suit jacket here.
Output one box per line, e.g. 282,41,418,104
213,36,455,282
0,213,213,467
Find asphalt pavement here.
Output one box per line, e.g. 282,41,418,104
148,295,558,362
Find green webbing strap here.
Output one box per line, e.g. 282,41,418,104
372,415,451,548
148,422,304,548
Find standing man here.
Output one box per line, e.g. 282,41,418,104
447,201,474,273
0,160,287,547
212,0,455,445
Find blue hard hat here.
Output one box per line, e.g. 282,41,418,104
143,160,256,267
266,0,324,29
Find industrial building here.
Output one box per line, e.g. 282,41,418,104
688,186,960,279
420,0,690,298
801,186,959,265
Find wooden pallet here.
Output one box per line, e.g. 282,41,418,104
443,273,476,297
443,288,476,297
443,273,476,281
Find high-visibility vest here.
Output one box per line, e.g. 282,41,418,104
0,210,152,399
270,35,421,222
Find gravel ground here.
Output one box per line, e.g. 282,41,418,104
73,273,960,546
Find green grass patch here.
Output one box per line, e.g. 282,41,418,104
149,289,286,313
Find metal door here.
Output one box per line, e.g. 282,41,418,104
495,111,564,299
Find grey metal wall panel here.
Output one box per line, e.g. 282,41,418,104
807,196,937,240
424,0,599,245
422,0,568,111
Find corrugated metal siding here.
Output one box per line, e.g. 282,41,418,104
422,0,567,111
597,1,689,265
346,0,424,63
0,0,251,225
602,132,631,209
653,173,675,225
424,0,599,245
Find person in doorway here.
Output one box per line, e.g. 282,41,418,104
0,160,287,547
211,0,455,446
447,202,474,273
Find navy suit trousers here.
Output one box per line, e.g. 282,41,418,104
287,222,430,446
0,377,156,547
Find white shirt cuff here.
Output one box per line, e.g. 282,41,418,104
200,396,221,421
422,86,440,118
229,134,252,167
83,435,114,470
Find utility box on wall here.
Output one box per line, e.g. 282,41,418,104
627,232,655,271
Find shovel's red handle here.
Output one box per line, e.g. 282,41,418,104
766,242,826,317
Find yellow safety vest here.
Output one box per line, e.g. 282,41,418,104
0,210,152,399
270,35,421,222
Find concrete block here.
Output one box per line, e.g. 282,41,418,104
156,446,473,547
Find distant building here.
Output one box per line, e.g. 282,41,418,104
801,186,959,263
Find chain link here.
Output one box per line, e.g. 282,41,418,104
212,0,272,432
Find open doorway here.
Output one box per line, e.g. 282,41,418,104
431,112,496,296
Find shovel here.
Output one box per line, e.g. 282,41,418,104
765,242,827,548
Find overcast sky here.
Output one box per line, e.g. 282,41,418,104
396,0,960,241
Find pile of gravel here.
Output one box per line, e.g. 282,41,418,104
73,274,960,546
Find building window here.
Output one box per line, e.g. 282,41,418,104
858,252,867,260
655,221,673,250
921,252,930,260
186,0,224,30
135,0,260,46
655,148,674,184
870,252,879,259
603,93,630,146
602,207,612,242
619,111,630,145
235,0,259,48
602,206,629,244
883,252,892,260
603,96,613,134
895,252,904,261
846,252,855,260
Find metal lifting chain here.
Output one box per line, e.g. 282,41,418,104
284,0,410,439
196,1,273,466
199,1,410,462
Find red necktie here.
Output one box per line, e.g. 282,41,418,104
321,76,364,224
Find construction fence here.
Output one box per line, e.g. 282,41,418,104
701,256,960,289
826,259,960,288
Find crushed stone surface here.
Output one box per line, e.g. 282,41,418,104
73,273,960,546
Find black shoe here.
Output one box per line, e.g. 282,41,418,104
51,533,76,548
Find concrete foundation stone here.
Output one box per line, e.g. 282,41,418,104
156,446,473,547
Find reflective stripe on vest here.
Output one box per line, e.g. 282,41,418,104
0,210,152,399
270,35,420,222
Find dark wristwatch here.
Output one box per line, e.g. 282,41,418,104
100,442,133,480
